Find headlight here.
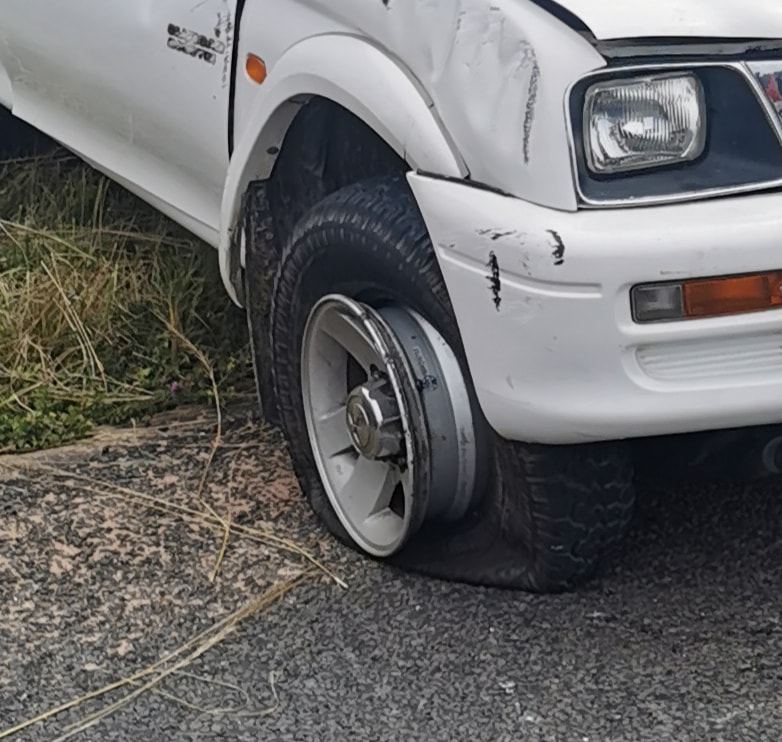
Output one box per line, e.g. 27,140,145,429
583,74,707,175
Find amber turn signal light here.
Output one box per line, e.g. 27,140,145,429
245,54,267,84
632,270,782,323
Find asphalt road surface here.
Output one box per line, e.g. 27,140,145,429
116,478,782,742
2,408,781,741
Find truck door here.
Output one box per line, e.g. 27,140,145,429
0,0,239,241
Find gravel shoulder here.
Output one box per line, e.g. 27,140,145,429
0,404,346,740
2,405,782,741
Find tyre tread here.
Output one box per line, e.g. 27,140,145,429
266,175,635,593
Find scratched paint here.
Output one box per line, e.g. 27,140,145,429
379,3,542,172
215,9,234,88
293,0,605,210
547,229,566,266
487,251,502,311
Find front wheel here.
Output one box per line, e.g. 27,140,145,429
263,175,635,592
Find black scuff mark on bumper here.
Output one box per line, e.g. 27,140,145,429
487,251,502,311
477,228,516,241
547,229,566,266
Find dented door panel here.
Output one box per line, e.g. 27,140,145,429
0,1,237,240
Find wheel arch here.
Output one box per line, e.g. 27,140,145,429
218,33,468,304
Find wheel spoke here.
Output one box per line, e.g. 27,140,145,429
365,465,402,519
315,406,354,458
319,310,380,372
340,456,399,523
301,295,423,556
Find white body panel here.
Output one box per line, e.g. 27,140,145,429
544,0,782,41
409,173,782,443
230,1,605,212
220,29,471,293
0,1,237,243
219,0,607,300
2,1,782,444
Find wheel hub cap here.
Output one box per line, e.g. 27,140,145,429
345,378,402,460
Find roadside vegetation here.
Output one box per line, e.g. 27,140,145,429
0,151,252,452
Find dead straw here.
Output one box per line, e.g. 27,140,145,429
7,461,347,589
0,574,308,741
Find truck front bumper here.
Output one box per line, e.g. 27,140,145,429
408,172,782,445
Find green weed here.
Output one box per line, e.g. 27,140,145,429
0,153,252,451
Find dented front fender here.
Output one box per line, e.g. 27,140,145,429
309,0,606,210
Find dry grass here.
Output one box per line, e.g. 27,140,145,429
0,149,333,739
5,458,348,587
0,151,252,451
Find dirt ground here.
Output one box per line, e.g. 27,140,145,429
0,403,347,740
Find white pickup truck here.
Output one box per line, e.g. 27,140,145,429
3,0,782,592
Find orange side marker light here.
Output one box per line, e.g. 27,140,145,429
246,54,267,84
683,271,782,318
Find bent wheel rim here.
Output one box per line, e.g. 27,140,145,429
302,295,417,556
301,294,479,557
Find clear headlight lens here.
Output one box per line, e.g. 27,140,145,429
583,74,707,175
